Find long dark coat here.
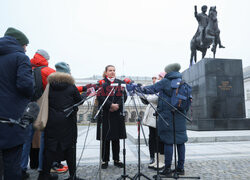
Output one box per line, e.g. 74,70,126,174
142,72,188,144
0,36,33,149
44,72,82,152
96,77,127,140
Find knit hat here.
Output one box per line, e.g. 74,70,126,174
4,27,29,46
164,63,181,73
55,62,71,74
158,72,166,78
36,49,50,60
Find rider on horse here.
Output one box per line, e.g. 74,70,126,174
194,5,209,46
194,5,225,48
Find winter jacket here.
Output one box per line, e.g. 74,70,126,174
30,53,55,89
96,77,127,140
0,36,33,149
44,72,82,152
142,95,158,128
141,72,188,144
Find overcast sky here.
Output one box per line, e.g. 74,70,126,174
1,0,250,78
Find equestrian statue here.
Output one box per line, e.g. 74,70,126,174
190,5,225,66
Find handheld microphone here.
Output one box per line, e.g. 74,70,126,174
20,102,40,127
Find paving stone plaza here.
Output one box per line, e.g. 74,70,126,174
27,125,250,180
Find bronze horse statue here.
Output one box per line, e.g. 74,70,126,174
190,6,224,66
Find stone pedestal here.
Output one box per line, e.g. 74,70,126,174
182,58,250,130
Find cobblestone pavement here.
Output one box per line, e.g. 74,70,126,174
26,126,250,180
28,156,250,180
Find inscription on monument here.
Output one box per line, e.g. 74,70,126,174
218,81,232,91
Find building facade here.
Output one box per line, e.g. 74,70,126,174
244,66,250,118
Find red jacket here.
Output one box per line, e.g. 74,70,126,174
30,53,55,89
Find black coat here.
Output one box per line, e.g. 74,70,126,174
44,72,82,152
96,77,127,140
0,36,33,149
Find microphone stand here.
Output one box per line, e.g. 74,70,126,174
117,87,133,180
93,86,115,180
134,92,169,180
138,87,200,179
129,91,151,180
64,88,101,117
0,117,27,128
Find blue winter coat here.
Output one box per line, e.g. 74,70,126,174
0,36,33,149
141,72,188,144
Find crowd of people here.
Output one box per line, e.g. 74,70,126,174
0,27,189,180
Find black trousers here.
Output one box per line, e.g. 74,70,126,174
43,144,76,178
102,140,120,162
1,144,23,180
149,127,164,156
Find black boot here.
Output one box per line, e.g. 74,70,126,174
160,166,172,176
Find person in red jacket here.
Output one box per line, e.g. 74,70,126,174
20,49,56,179
30,49,56,89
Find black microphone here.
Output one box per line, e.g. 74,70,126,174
20,102,40,127
0,102,40,128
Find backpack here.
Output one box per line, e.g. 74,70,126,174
170,78,192,112
32,66,46,101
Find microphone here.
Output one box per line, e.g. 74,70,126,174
110,83,126,87
0,102,40,128
20,102,40,127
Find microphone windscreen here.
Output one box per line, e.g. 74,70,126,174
123,78,132,84
21,102,40,123
99,79,105,85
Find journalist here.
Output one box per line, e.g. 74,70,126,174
0,27,33,179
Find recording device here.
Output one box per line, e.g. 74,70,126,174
0,102,40,128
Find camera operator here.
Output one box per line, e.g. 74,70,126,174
0,27,33,179
96,65,127,169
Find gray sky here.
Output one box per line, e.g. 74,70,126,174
1,0,250,78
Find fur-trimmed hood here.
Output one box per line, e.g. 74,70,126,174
47,72,75,90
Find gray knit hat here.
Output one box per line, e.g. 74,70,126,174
164,63,181,73
36,49,50,60
55,62,71,74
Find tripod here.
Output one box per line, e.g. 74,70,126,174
129,94,151,180
139,87,200,180
135,92,169,180
117,87,133,180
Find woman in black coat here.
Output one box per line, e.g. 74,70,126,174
39,62,83,180
96,65,127,169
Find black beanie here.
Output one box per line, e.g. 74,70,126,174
4,27,29,46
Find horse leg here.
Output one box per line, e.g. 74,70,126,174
194,50,197,63
202,49,207,59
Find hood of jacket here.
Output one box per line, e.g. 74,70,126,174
0,36,24,56
30,53,48,68
47,72,75,90
165,71,182,80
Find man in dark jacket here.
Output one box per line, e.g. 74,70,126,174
138,63,188,176
0,27,33,179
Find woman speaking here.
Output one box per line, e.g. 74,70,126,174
96,65,127,169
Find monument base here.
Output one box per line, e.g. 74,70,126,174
183,58,250,131
188,118,250,131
